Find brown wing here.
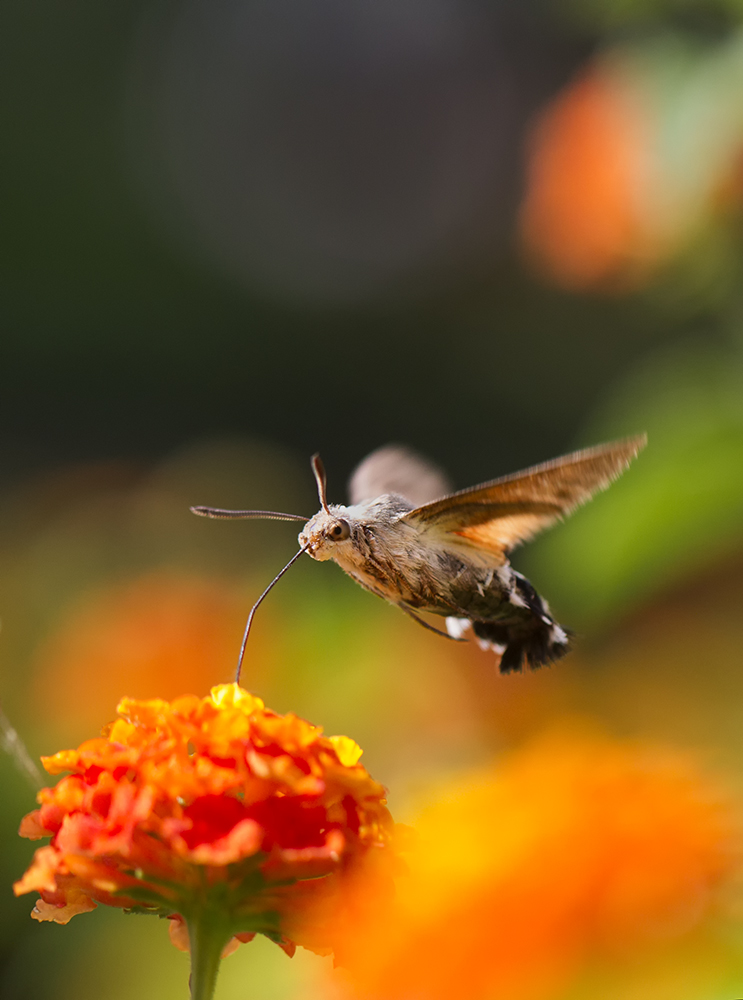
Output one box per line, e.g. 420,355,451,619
348,444,452,506
403,436,646,557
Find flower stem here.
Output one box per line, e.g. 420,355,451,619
186,911,230,1000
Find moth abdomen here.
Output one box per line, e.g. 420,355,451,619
471,574,572,673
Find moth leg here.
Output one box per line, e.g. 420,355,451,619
398,606,467,642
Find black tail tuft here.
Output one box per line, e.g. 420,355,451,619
472,618,572,674
472,574,572,674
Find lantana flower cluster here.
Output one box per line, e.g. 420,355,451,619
14,684,397,962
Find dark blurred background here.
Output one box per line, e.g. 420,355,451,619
2,0,643,485
3,0,743,997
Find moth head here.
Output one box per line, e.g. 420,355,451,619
298,507,354,559
298,453,354,559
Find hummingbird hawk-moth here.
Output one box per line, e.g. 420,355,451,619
192,436,646,681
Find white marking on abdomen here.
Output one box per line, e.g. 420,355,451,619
446,617,472,640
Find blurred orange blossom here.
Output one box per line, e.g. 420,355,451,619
520,65,656,291
32,572,255,730
332,729,740,1000
14,684,400,995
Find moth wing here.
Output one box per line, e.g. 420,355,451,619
402,436,646,557
348,444,452,506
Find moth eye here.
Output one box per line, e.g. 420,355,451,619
328,519,351,541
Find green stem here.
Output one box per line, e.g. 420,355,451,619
186,910,231,1000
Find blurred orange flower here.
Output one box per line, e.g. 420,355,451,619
32,572,255,732
15,684,398,965
520,66,655,291
335,729,739,1000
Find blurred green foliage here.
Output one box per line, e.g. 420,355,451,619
567,0,743,31
530,340,743,626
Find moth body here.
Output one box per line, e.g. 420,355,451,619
192,437,646,675
297,492,568,671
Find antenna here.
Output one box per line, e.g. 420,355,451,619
191,507,307,521
234,544,309,684
311,453,330,513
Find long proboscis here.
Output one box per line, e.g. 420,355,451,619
191,506,308,522
234,544,310,684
